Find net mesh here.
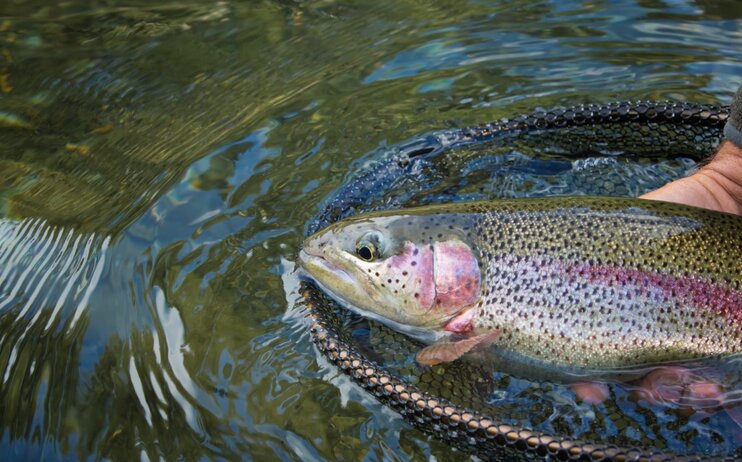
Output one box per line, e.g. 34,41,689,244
299,101,738,461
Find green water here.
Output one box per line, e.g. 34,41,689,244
0,1,740,460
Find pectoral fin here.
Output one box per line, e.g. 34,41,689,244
416,330,501,366
570,381,610,405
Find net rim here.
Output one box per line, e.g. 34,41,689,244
301,101,732,461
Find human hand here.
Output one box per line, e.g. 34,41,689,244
640,141,742,216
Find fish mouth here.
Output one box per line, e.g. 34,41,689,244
298,249,356,287
298,248,441,342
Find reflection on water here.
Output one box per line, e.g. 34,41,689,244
0,0,740,459
0,219,109,383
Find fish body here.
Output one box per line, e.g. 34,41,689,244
299,197,742,369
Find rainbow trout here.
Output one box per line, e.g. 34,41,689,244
299,197,742,369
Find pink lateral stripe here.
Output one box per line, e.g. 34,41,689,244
560,263,742,325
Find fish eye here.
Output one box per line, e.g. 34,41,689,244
357,243,375,261
356,231,384,262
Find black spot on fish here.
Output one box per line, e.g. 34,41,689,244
411,261,417,266
402,271,408,276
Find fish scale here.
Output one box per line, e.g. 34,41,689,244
300,101,737,460
301,196,742,370
467,197,742,368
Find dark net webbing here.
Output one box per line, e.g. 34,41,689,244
299,101,737,461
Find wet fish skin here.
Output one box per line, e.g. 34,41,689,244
300,196,742,369
471,197,742,368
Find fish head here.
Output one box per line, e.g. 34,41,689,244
299,212,481,330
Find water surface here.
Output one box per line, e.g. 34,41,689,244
0,0,740,460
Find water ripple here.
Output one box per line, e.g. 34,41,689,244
0,219,109,385
0,0,739,459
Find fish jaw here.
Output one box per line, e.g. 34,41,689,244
299,211,485,332
299,237,477,330
298,242,437,328
297,247,384,311
297,249,356,289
